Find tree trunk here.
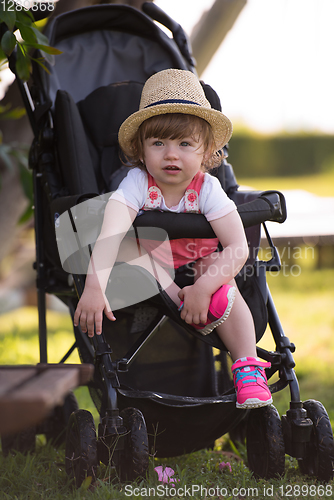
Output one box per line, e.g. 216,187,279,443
190,0,246,76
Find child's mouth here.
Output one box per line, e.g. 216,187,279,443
164,166,181,171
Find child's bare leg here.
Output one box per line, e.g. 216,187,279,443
193,253,271,409
192,252,257,361
215,289,257,361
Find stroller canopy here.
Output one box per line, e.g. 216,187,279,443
41,4,193,104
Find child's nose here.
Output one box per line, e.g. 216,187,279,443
164,144,179,159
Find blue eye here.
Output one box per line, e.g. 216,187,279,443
180,141,190,147
153,140,163,146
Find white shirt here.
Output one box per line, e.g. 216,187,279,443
110,167,236,221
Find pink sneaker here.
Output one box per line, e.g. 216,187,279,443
231,357,273,409
178,284,236,336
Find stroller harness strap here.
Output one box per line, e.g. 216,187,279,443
139,171,219,269
143,171,204,212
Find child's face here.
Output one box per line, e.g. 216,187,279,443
140,134,207,191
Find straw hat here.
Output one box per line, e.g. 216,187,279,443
118,69,233,157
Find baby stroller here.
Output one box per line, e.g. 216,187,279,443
3,1,334,487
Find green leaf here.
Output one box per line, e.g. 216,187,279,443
228,439,242,458
0,144,14,171
1,30,16,56
0,106,26,120
18,204,33,224
31,56,50,74
16,21,37,45
39,50,54,66
0,103,11,113
0,46,6,63
16,8,34,26
0,4,16,31
31,26,49,46
26,42,62,67
26,43,62,55
15,43,31,81
0,103,26,120
10,145,29,162
18,161,32,200
17,161,33,224
34,18,48,30
0,11,61,80
0,50,7,64
80,476,92,491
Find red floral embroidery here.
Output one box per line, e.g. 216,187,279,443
187,192,196,203
149,190,158,200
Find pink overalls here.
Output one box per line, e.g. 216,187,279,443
138,171,219,269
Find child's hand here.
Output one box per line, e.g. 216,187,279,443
73,287,116,338
178,285,211,326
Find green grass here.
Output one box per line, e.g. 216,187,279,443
0,435,333,499
0,308,80,365
3,440,328,500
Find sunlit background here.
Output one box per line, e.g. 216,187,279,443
156,0,334,134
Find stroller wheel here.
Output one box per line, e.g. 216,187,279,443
117,407,149,482
65,409,98,488
298,400,334,482
246,405,285,479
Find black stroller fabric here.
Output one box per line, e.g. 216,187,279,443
55,82,143,195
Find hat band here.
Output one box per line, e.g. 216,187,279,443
144,99,201,109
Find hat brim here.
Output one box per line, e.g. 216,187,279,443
118,103,233,157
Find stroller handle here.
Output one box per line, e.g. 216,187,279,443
133,191,286,239
51,190,286,260
142,2,196,70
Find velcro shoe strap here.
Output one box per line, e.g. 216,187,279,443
232,357,271,372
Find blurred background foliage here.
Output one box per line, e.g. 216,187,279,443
229,131,334,178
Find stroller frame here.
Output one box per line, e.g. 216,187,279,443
2,1,333,486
